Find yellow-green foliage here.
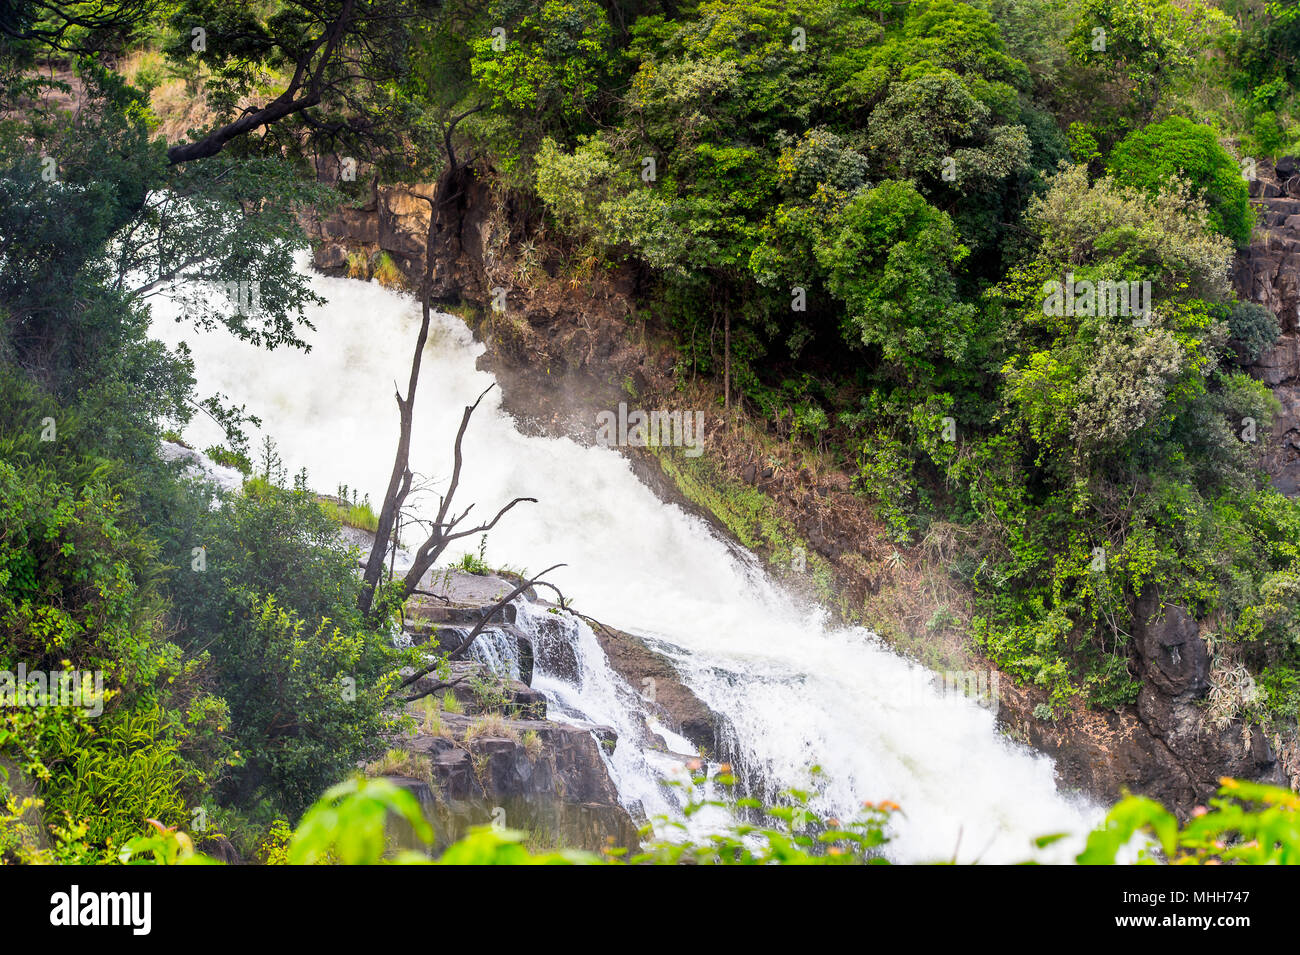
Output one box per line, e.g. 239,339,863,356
321,497,380,533
345,250,369,279
1079,779,1300,865
657,450,789,557
86,775,1300,866
521,729,543,760
418,696,441,736
372,252,403,288
0,456,228,856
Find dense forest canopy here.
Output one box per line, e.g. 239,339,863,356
1,0,1299,867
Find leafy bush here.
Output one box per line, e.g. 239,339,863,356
1107,116,1254,245
1079,779,1300,865
1222,300,1281,364
819,180,977,382
0,458,228,854
168,479,408,820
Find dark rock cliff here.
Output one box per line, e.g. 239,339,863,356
1237,157,1300,493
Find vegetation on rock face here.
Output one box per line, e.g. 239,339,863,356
2,0,1300,866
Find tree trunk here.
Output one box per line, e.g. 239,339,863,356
356,299,428,616
723,294,731,416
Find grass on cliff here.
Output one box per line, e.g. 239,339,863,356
464,712,518,743
654,445,837,609
320,497,380,533
365,749,432,785
372,252,403,288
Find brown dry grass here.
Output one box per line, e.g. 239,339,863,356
114,49,292,148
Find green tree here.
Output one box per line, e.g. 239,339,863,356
1068,0,1233,123
1107,116,1254,245
818,180,977,384
170,479,405,819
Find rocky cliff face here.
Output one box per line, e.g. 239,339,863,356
383,712,641,855
1236,157,1300,493
1003,592,1290,812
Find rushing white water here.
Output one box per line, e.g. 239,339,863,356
159,439,244,492
151,263,1105,863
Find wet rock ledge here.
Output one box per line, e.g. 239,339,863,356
365,569,727,855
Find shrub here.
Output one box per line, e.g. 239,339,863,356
1223,300,1281,364
1108,117,1254,245
0,459,228,853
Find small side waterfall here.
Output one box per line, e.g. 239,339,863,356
513,599,722,836
463,626,526,684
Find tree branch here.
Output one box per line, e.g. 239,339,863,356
166,0,358,165
398,564,565,692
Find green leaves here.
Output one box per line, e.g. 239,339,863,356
290,776,432,865
121,155,335,351
470,0,614,128
1108,116,1254,246
866,73,1029,188
169,480,408,819
1068,0,1233,123
1078,779,1300,865
0,448,227,854
819,180,976,380
1077,795,1175,864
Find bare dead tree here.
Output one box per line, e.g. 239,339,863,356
397,673,468,704
357,139,529,615
356,282,429,615
394,384,537,599
357,374,538,614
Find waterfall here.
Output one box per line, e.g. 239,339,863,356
150,262,1105,863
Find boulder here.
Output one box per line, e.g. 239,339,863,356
379,713,640,854
588,618,726,755
377,183,436,257
1132,600,1208,698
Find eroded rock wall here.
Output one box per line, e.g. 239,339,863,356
1237,157,1300,493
